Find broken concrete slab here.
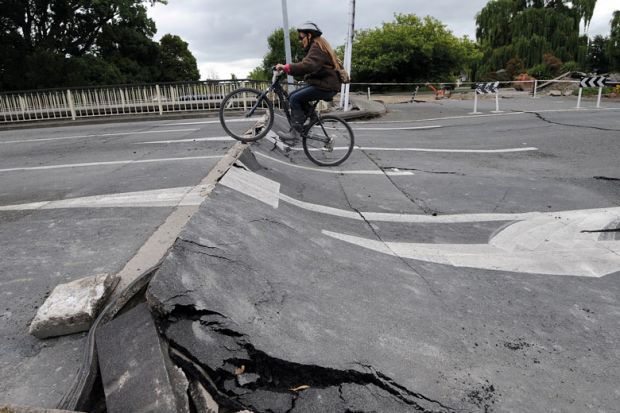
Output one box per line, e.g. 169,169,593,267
29,274,117,339
96,303,189,413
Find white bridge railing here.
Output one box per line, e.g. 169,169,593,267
1,78,616,124
0,80,268,124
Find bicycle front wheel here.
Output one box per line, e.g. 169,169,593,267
219,88,274,142
302,115,355,167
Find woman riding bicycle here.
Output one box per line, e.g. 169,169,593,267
275,21,342,141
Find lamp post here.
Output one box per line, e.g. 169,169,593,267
340,0,356,111
281,0,294,86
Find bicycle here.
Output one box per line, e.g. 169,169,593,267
219,69,355,167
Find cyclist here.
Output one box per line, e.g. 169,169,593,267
275,21,342,142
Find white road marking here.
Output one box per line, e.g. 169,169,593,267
352,125,442,131
358,146,538,153
0,155,223,173
323,206,620,277
135,136,234,144
0,187,200,211
220,167,280,208
0,129,199,144
254,151,413,176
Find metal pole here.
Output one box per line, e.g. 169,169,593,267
470,91,481,114
340,0,355,111
576,87,582,109
596,86,603,108
281,0,294,86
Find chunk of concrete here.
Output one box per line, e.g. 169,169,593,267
96,303,189,413
29,274,117,339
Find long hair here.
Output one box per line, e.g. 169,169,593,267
311,36,342,69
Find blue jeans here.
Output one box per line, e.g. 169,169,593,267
289,85,337,127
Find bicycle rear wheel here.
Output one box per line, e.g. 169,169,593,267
219,88,274,142
302,115,355,166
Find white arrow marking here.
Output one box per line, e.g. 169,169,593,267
323,208,620,278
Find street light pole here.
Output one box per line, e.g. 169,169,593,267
340,0,355,111
281,0,294,86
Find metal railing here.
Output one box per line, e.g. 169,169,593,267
1,78,616,125
0,80,268,124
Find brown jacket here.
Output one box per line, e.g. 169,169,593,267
288,41,341,92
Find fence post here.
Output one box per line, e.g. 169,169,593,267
66,90,76,120
596,86,603,108
156,84,163,115
576,87,583,109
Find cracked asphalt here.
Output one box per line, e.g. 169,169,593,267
2,95,619,411
146,97,620,412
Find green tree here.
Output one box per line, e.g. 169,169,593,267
351,14,480,83
475,0,596,78
249,28,306,80
158,34,200,82
0,0,200,90
586,35,610,73
608,11,620,71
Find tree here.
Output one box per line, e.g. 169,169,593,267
249,28,306,80
158,34,200,82
475,0,596,77
0,0,201,90
608,11,620,71
350,14,480,83
586,35,610,73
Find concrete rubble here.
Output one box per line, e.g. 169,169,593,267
29,274,117,339
96,303,190,413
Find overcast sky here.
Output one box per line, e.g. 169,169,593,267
148,0,618,79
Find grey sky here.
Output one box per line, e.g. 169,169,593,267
148,0,618,79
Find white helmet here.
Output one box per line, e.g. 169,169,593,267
297,21,322,36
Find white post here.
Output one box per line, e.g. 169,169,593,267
576,87,583,109
533,80,538,99
470,91,481,114
596,86,603,108
66,90,76,120
340,0,355,111
155,85,163,115
367,87,371,100
491,90,502,113
281,0,294,87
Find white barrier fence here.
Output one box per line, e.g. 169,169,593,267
1,78,615,124
0,80,267,124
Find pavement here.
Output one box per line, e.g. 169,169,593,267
2,94,620,412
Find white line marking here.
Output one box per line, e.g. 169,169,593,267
135,136,234,144
0,187,198,211
358,146,538,153
0,129,200,144
254,151,413,176
352,125,442,131
0,155,222,173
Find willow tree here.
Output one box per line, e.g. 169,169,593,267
475,0,597,77
609,11,620,71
